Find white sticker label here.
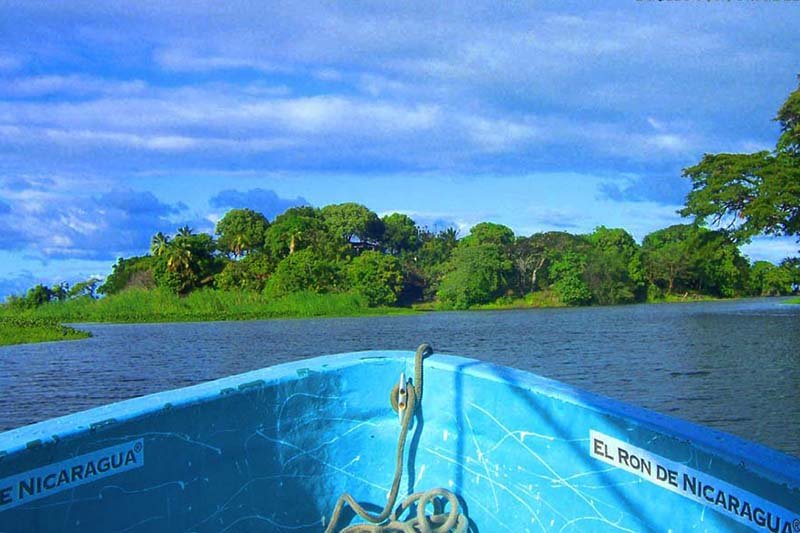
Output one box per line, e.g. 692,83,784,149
589,430,798,532
0,439,144,512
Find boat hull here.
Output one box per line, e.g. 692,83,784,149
1,350,798,532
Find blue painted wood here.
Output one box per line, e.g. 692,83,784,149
0,350,798,532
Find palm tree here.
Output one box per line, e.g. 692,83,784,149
177,225,194,238
150,232,170,256
166,239,192,272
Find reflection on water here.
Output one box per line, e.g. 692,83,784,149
1,298,798,457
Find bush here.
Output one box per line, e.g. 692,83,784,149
264,249,341,298
437,244,513,309
215,253,275,292
549,251,592,306
346,251,403,306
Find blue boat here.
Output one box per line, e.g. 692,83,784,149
1,345,798,532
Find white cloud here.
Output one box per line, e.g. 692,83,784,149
313,69,344,82
0,178,190,260
0,75,147,98
0,84,717,167
460,116,542,153
741,237,799,264
0,53,22,71
1,1,794,173
647,117,663,131
0,124,299,153
154,48,282,73
645,134,691,153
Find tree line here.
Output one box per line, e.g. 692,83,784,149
7,78,800,311
8,204,798,312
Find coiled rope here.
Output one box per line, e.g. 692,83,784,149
324,344,468,533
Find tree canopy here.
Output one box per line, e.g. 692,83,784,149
381,213,420,255
321,203,384,247
215,208,270,258
641,224,748,298
266,206,328,258
9,199,798,310
437,242,514,309
681,79,800,244
347,251,403,306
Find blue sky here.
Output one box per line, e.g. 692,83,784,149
1,1,799,299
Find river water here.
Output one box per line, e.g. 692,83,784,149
1,298,798,457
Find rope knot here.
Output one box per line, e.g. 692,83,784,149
325,345,468,532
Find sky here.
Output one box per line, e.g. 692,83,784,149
1,1,799,299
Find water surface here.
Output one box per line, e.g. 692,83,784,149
1,298,798,457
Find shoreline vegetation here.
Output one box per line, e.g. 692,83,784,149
0,290,411,346
1,289,794,348
3,78,800,347
2,203,798,346
0,317,90,346
4,287,795,347
6,289,413,325
2,202,798,347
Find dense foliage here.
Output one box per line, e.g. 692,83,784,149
6,202,798,315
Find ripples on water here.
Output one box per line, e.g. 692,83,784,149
1,298,798,457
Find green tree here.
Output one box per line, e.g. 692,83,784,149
68,278,101,299
584,227,644,305
264,248,341,297
50,282,69,302
215,208,270,258
549,251,592,305
150,232,170,257
346,251,403,306
511,232,588,295
153,244,193,294
511,237,547,295
681,79,800,244
23,284,54,308
641,224,748,298
406,226,459,301
777,77,800,155
6,283,68,309
682,152,800,241
437,243,513,309
641,225,695,296
748,261,787,296
461,222,515,248
690,230,749,297
435,222,516,307
266,206,329,258
749,259,800,296
98,256,155,295
215,252,275,292
153,231,220,294
321,203,384,249
381,213,420,255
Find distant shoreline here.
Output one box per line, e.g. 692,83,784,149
4,292,796,347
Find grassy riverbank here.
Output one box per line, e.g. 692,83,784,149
2,289,784,346
466,290,565,310
417,290,723,312
0,289,414,345
2,289,412,325
0,317,91,346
